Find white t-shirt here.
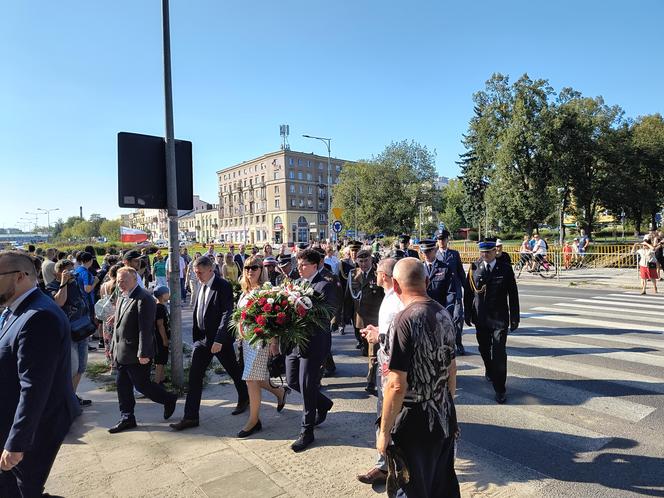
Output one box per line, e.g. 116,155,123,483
636,248,654,268
533,239,547,255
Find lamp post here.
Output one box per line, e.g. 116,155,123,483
25,212,40,232
302,134,332,241
37,207,59,237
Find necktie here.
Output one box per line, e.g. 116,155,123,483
0,307,11,331
485,262,492,277
197,285,208,327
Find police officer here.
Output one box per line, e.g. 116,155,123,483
275,253,299,285
464,238,520,404
399,235,419,259
419,239,461,324
338,241,362,335
344,249,384,394
436,230,466,355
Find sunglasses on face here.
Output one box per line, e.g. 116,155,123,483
244,265,261,271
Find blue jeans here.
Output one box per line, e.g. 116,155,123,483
375,372,387,471
71,339,88,375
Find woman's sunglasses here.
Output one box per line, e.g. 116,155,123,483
244,265,261,271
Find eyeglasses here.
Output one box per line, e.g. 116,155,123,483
0,270,26,277
244,265,261,271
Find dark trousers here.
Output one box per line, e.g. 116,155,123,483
116,362,176,420
184,341,248,420
367,343,378,387
286,331,333,432
475,326,508,394
391,406,459,498
180,277,187,301
455,321,464,348
0,437,63,498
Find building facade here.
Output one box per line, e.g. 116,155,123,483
217,150,348,245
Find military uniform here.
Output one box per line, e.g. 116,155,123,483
464,240,519,403
275,254,299,285
399,234,420,259
337,241,362,334
437,236,466,354
423,253,461,322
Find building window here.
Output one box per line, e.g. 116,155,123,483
319,213,326,222
290,184,295,193
306,160,311,168
306,173,312,181
289,158,294,166
307,199,313,208
318,162,323,170
298,159,302,166
299,199,304,207
275,186,280,195
274,171,279,180
297,216,308,243
307,185,313,194
275,199,280,208
297,171,303,180
290,198,296,207
336,164,341,172
289,171,295,180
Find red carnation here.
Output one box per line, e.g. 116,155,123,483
254,326,264,336
296,305,307,317
258,298,267,305
246,300,254,307
240,311,247,320
262,303,273,312
274,305,281,311
281,300,288,306
256,315,267,326
275,312,288,325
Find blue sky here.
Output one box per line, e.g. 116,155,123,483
1,0,662,229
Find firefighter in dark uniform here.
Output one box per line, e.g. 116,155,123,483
344,249,384,394
464,239,520,404
338,240,362,335
437,230,467,355
399,235,419,259
419,240,461,324
275,253,299,285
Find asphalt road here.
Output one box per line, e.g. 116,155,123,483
453,283,664,497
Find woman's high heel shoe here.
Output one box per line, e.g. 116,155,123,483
277,387,291,413
237,420,262,438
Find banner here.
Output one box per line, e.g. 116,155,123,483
120,226,148,243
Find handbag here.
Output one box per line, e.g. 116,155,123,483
267,353,286,388
70,314,97,342
95,287,118,320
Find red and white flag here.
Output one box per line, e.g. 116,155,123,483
120,226,148,243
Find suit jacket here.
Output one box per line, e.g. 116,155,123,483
437,247,466,326
319,267,344,327
308,269,341,335
464,259,520,330
0,289,78,453
424,259,460,322
111,285,156,365
344,267,385,329
233,253,247,273
192,275,234,345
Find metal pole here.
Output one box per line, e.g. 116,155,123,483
355,181,358,239
419,203,422,241
162,0,183,388
326,141,331,243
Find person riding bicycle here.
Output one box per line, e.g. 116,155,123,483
532,234,547,270
519,235,533,269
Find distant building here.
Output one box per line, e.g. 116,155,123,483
434,176,450,190
217,150,349,244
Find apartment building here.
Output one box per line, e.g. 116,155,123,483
217,150,348,244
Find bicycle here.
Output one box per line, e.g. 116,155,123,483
531,255,557,279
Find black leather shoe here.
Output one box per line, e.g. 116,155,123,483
169,418,199,431
77,396,92,407
365,384,377,396
456,344,465,356
163,397,177,420
291,431,314,452
277,387,291,413
237,420,262,438
315,402,333,426
108,419,137,434
322,368,336,378
495,392,507,404
355,343,362,349
232,398,250,415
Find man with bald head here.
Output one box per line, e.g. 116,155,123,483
377,257,460,497
0,251,78,497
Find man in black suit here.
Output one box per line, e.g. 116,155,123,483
286,249,340,452
464,239,520,404
275,254,299,285
108,267,177,433
399,234,419,259
233,244,247,273
0,251,79,497
170,256,248,431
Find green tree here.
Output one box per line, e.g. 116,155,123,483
100,219,122,241
439,179,467,232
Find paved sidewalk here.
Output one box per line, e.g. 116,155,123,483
46,329,544,498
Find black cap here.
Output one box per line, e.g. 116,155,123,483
123,250,141,260
399,234,411,244
419,239,437,251
348,240,362,250
389,249,406,260
437,229,450,240
297,242,309,250
277,254,292,267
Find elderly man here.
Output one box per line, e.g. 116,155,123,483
0,251,78,497
436,230,466,355
108,267,177,433
378,257,460,497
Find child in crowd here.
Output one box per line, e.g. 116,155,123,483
153,286,171,384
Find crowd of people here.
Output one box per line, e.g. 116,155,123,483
1,233,522,498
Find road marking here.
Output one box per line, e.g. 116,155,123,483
524,313,662,333
615,292,664,301
508,332,664,368
553,302,663,317
574,298,660,310
457,361,656,423
531,306,661,330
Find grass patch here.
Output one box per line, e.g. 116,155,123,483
85,361,116,391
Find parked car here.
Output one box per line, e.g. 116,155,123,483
154,239,169,248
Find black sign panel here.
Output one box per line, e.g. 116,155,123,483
117,132,193,210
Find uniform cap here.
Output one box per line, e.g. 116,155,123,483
123,249,141,260
348,240,362,250
478,240,497,251
437,230,451,240
418,239,437,251
277,254,292,267
153,286,170,298
495,239,503,246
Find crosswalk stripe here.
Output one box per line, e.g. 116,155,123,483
508,332,664,369
506,354,664,395
524,313,663,333
614,292,664,301
553,302,663,317
530,306,661,329
560,298,660,311
588,297,661,309
459,389,612,453
458,360,656,423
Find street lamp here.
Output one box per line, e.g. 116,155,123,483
37,207,59,237
302,134,332,241
25,211,40,232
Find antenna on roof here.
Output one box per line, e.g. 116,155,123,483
280,124,290,150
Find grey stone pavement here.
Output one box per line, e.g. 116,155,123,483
46,270,643,497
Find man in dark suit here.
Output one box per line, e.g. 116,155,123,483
233,244,248,273
108,267,177,433
275,253,299,285
399,234,419,259
464,239,520,404
437,230,467,355
170,256,248,431
0,251,78,497
286,249,340,452
420,239,460,320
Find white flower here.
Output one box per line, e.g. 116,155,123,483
288,296,295,303
267,298,274,304
301,297,312,309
